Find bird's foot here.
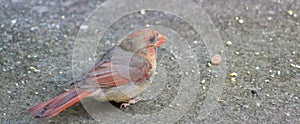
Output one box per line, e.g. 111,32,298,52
120,97,141,108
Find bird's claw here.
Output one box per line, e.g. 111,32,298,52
120,97,141,108
120,103,130,108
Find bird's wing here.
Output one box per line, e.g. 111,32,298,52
84,59,151,88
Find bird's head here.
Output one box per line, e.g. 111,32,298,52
119,28,167,57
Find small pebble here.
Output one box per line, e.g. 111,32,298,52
291,64,300,69
265,79,270,83
277,71,281,75
185,71,189,75
294,13,298,17
267,17,272,20
11,19,17,24
80,25,89,30
217,98,224,103
269,38,273,41
243,104,249,109
246,71,250,74
231,77,237,83
30,66,40,72
44,73,53,76
277,0,281,3
140,9,146,15
35,92,39,95
30,26,39,31
285,112,290,117
210,54,222,65
256,102,261,107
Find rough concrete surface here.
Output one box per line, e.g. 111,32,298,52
0,0,299,124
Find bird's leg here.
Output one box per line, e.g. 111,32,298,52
120,96,141,108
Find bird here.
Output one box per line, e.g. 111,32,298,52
28,28,167,119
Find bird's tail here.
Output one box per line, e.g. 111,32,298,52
29,88,92,118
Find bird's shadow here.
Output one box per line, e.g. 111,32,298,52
35,99,123,123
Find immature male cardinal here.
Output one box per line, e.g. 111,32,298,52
29,28,167,118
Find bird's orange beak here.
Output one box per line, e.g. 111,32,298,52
155,34,167,47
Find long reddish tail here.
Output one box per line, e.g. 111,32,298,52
29,88,92,118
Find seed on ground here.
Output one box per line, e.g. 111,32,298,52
229,72,238,77
207,62,212,67
200,79,206,84
226,41,232,46
231,77,237,83
238,19,244,24
287,10,293,15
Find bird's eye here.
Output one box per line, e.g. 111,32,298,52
149,36,156,43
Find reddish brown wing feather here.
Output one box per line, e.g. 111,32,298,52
85,61,151,88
